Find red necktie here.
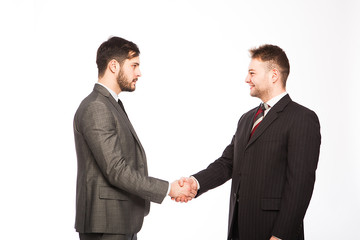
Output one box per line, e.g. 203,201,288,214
250,103,270,137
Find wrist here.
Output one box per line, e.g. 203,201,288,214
190,176,200,190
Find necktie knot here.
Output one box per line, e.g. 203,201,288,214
261,102,270,112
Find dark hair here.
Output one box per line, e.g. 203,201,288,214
249,44,290,86
96,36,140,77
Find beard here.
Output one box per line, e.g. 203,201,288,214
117,70,136,92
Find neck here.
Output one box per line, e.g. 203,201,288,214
260,88,286,103
98,76,121,95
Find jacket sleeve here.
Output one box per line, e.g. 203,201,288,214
79,100,169,204
272,110,321,239
193,135,234,197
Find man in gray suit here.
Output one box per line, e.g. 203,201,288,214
73,36,195,240
176,45,321,240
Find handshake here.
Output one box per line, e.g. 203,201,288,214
168,177,198,203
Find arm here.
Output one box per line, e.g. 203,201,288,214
172,136,235,202
80,101,168,203
192,135,234,197
272,110,321,238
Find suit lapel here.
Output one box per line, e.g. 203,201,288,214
93,84,146,153
111,98,144,147
246,94,292,149
247,106,259,136
240,107,258,148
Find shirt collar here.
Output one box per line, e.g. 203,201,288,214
266,92,288,108
96,82,118,102
263,92,287,116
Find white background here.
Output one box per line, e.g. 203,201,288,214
1,0,359,239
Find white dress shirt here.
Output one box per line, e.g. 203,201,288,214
264,92,288,117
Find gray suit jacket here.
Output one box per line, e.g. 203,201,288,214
73,84,169,234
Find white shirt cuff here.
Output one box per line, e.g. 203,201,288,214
166,182,171,196
190,176,200,190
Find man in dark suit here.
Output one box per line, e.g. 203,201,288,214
177,44,321,240
73,36,195,240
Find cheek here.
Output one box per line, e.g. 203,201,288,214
125,71,133,81
251,77,257,85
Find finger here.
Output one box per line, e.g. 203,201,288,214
178,178,185,187
190,189,197,196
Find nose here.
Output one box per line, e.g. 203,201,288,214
136,68,142,77
245,74,251,83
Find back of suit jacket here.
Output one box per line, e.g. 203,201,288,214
73,84,168,234
193,95,321,240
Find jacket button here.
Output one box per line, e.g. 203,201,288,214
233,193,239,202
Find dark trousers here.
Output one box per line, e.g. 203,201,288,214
79,233,137,240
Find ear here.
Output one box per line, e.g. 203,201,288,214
271,68,280,83
108,59,119,74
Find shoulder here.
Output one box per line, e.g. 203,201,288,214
75,91,113,121
78,90,110,109
287,101,318,117
285,101,320,127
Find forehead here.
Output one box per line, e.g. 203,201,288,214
248,58,265,71
124,56,140,65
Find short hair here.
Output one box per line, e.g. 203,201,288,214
96,36,140,77
249,44,290,86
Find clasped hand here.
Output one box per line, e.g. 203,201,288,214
169,177,198,203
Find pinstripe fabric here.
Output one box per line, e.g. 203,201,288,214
74,84,169,235
193,95,321,240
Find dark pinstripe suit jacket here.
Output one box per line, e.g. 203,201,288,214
73,84,169,234
193,94,321,240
